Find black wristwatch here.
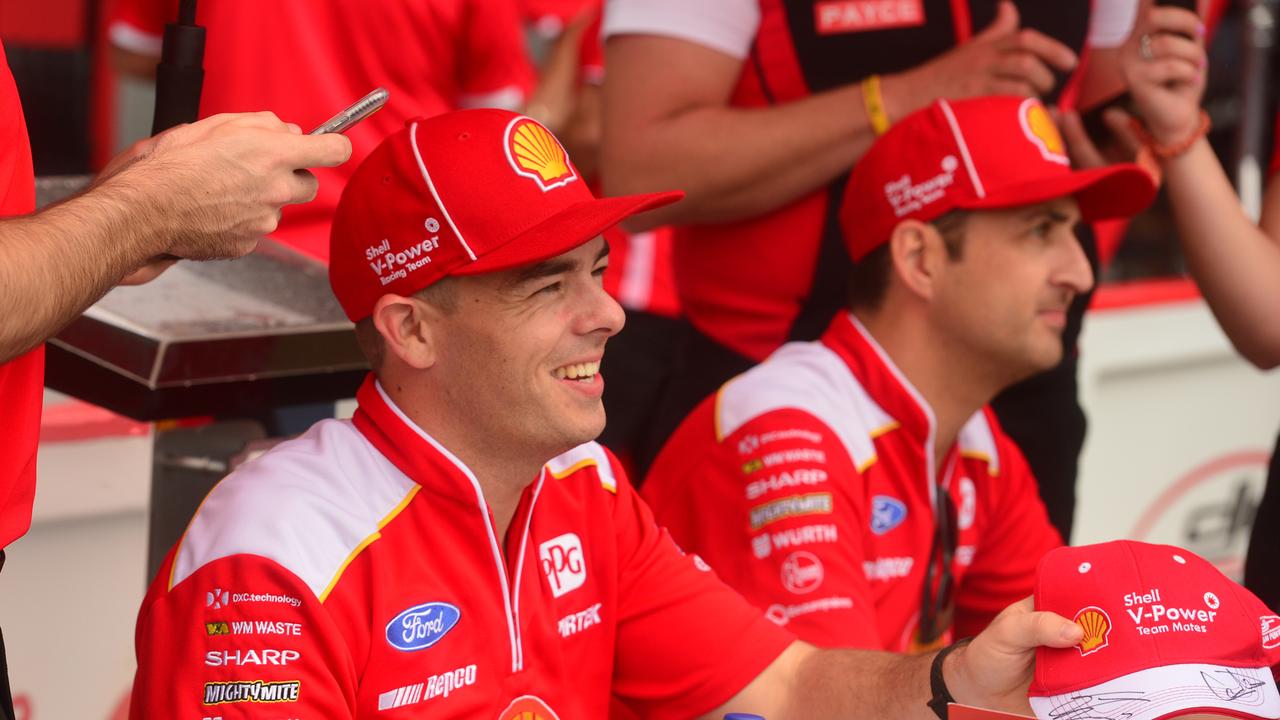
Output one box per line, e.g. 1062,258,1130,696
927,637,973,720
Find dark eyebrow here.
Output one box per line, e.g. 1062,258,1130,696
510,240,611,286
1021,207,1078,225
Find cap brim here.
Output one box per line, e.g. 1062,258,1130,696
451,190,684,276
1030,663,1280,720
956,163,1157,221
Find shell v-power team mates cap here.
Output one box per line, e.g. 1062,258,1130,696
328,109,683,321
1029,540,1280,720
839,95,1159,261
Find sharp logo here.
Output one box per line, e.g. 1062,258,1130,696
205,649,301,667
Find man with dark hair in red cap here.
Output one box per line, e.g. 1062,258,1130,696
130,108,1088,719
643,95,1158,657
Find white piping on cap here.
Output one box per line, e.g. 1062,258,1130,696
409,121,477,261
937,99,986,199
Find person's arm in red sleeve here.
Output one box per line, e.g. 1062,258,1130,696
457,0,535,111
130,552,356,718
952,415,1063,639
691,409,884,649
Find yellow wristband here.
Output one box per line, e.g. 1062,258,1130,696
862,75,891,136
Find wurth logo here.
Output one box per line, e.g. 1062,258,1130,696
540,533,586,598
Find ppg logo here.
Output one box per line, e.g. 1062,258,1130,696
870,496,907,535
385,602,460,652
540,533,586,598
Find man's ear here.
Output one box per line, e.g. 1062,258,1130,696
888,219,949,302
371,294,442,370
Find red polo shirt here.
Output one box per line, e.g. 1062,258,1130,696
131,376,792,718
643,313,1063,650
0,42,42,550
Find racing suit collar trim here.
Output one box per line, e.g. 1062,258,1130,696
352,374,480,491
823,313,937,445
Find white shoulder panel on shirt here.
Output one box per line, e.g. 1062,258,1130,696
603,0,761,61
717,341,895,472
957,411,1001,476
169,418,418,597
546,441,618,493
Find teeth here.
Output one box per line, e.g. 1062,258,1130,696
553,361,600,381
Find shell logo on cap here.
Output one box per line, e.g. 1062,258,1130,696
505,117,578,192
1019,98,1070,166
1074,605,1113,656
497,695,560,720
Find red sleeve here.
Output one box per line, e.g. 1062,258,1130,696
130,550,357,718
952,416,1064,638
648,408,885,650
608,452,794,720
0,347,43,550
458,0,535,106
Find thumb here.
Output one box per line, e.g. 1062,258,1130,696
1031,610,1085,650
977,0,1020,39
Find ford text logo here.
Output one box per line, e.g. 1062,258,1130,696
385,602,460,652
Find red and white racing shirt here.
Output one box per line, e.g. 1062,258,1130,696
130,376,791,719
643,313,1063,651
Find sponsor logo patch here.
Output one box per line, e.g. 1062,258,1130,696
505,118,578,192
385,602,461,652
863,556,914,582
205,622,230,636
746,468,829,500
202,680,300,705
207,589,302,609
753,523,839,558
781,551,825,594
870,495,907,534
205,649,300,667
498,694,561,720
1019,98,1069,166
815,0,925,35
749,493,833,530
207,589,230,610
765,596,855,626
1074,606,1112,656
884,155,957,218
1123,587,1220,636
558,603,603,639
377,664,478,711
956,477,976,530
540,533,587,598
1261,615,1280,649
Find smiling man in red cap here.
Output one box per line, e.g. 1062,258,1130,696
129,108,1092,719
644,95,1157,657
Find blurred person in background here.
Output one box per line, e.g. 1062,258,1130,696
601,0,1150,542
0,40,351,720
110,0,536,262
522,0,686,472
1114,2,1278,612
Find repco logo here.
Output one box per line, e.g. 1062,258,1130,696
540,533,586,598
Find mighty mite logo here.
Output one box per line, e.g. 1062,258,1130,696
1123,586,1221,637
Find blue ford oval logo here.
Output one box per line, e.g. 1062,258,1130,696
870,496,907,535
385,602,460,652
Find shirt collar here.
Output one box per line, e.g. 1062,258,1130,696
820,312,938,445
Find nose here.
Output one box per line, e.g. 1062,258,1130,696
579,279,626,339
1056,231,1095,296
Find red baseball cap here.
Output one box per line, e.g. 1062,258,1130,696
1029,540,1280,720
839,96,1157,261
329,109,682,321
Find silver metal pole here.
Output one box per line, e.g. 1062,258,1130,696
1237,0,1277,222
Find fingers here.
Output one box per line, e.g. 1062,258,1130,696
976,1,1020,40
1028,609,1084,649
1146,32,1206,68
1007,29,1079,72
286,169,321,206
1102,107,1145,157
992,51,1059,96
1147,6,1207,40
273,131,353,169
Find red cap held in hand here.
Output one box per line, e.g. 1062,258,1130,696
1030,540,1280,720
840,96,1157,261
329,109,682,321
